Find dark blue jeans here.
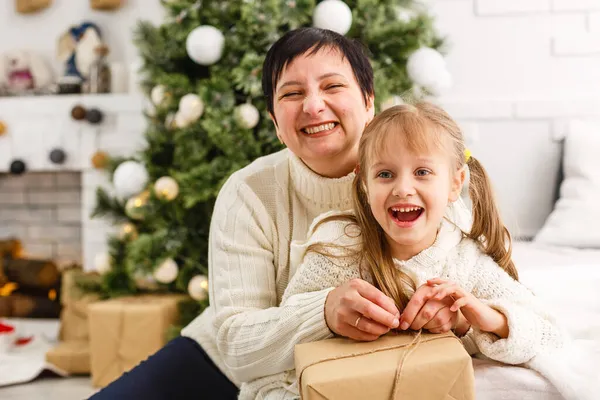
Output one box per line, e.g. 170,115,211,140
89,336,239,400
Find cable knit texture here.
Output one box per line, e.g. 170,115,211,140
241,210,587,400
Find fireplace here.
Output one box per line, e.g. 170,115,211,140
0,94,146,271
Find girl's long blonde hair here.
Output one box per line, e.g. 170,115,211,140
310,102,517,312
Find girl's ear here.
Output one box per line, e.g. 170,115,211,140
449,166,467,202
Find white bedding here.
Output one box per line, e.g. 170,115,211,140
473,241,600,399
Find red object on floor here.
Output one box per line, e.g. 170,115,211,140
0,321,15,334
14,336,33,346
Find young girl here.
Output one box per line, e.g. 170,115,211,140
240,103,591,400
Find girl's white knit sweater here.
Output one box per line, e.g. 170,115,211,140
240,211,592,400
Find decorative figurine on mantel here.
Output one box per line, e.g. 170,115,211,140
0,50,53,96
57,21,106,94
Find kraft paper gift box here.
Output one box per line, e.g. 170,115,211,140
46,340,91,375
295,331,475,400
59,268,100,341
88,294,186,388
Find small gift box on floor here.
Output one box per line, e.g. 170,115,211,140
88,294,187,388
46,340,90,375
295,331,475,400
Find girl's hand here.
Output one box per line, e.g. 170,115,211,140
399,283,460,334
427,278,509,338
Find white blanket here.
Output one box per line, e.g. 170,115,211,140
473,242,600,399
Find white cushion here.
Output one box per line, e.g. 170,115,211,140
535,120,600,247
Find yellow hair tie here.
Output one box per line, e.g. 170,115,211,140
464,148,472,163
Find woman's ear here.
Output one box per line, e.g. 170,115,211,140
268,112,284,145
449,166,467,202
366,95,375,121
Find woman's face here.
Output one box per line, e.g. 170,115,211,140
270,48,374,177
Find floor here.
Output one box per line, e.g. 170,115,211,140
0,318,97,399
0,376,98,399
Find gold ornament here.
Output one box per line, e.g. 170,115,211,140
154,176,179,201
0,121,6,136
118,222,138,241
91,151,109,169
125,192,149,220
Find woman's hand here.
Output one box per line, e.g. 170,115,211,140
325,278,400,341
426,278,509,338
399,283,460,334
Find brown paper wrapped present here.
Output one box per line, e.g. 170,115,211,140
60,268,101,306
88,295,186,387
46,340,91,375
59,295,98,341
295,331,474,400
59,268,100,341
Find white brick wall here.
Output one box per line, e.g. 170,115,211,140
552,0,600,12
431,1,600,99
427,0,600,237
475,0,551,16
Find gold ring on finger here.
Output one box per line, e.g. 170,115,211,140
354,316,362,328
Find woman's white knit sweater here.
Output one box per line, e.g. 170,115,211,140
180,148,471,399
242,211,591,400
181,149,353,387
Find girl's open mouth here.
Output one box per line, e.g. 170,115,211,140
388,206,424,227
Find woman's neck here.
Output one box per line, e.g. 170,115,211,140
301,152,357,178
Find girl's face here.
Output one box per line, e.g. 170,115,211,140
365,135,465,260
270,48,374,178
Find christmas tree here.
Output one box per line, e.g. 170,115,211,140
89,0,449,334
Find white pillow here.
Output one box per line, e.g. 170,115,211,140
535,120,600,248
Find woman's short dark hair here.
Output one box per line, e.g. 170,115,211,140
262,27,374,118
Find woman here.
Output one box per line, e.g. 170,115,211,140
92,27,469,400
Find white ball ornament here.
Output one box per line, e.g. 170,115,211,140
407,47,448,88
186,25,225,65
174,111,192,128
154,176,179,201
154,258,179,284
427,70,453,95
188,275,209,301
313,0,353,35
94,252,112,275
113,161,149,199
179,94,204,122
151,85,166,106
235,103,260,129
